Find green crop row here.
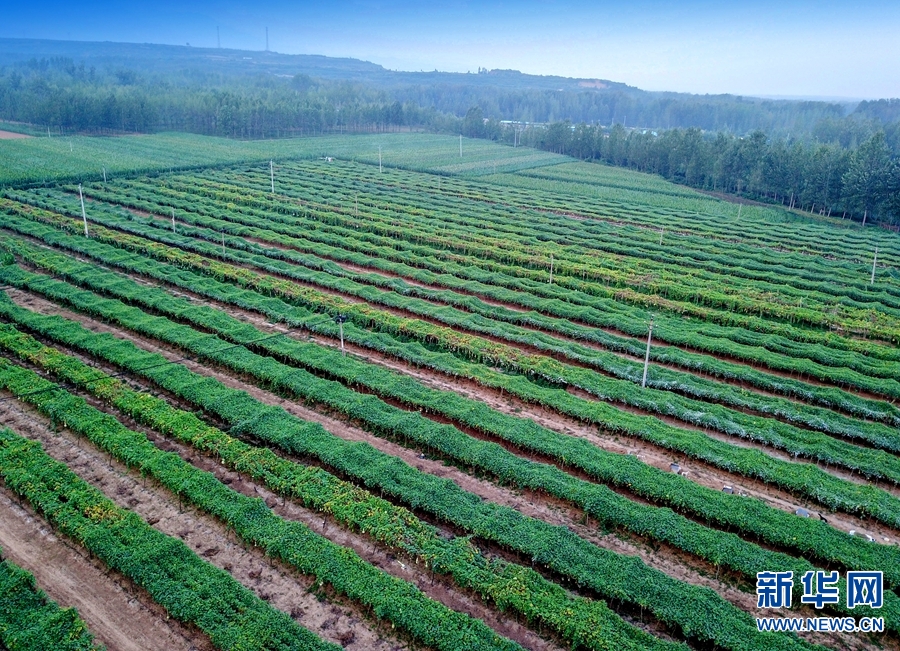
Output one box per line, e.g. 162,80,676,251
0,424,338,651
0,322,677,651
42,186,900,451
3,265,898,631
69,179,900,425
209,163,900,340
0,356,526,651
348,155,900,272
69,176,900,385
192,160,900,306
168,165,900,348
3,221,899,531
0,550,103,651
4,204,900,505
0,291,820,651
502,165,900,269
1,243,897,597
288,159,900,292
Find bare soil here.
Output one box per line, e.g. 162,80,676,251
0,130,30,140
136,413,563,651
0,392,405,651
114,199,894,407
6,287,897,651
0,482,209,651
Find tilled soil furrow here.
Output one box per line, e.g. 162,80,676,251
11,275,895,544
5,286,892,647
0,476,210,651
0,388,406,651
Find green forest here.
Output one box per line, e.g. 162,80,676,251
514,120,900,226
1,42,898,226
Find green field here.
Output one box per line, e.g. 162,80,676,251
0,131,569,185
0,131,897,651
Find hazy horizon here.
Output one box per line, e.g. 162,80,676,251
4,0,899,100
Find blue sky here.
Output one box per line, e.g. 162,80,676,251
3,0,899,99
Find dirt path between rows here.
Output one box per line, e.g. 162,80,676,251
10,277,898,542
5,288,895,651
113,197,894,409
137,417,562,651
0,424,209,651
0,389,405,651
0,130,30,139
0,296,561,650
62,214,896,492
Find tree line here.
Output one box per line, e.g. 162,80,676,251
486,120,900,227
0,59,453,137
1,56,898,226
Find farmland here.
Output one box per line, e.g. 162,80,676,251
0,132,897,651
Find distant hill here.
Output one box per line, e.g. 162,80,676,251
0,37,636,94
2,37,896,135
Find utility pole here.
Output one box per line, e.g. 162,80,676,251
548,253,554,285
102,167,107,183
659,228,664,246
871,247,878,285
355,192,359,216
737,204,742,220
335,315,348,355
459,134,463,158
171,208,176,233
378,146,382,172
641,316,654,389
78,184,88,237
270,160,275,193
